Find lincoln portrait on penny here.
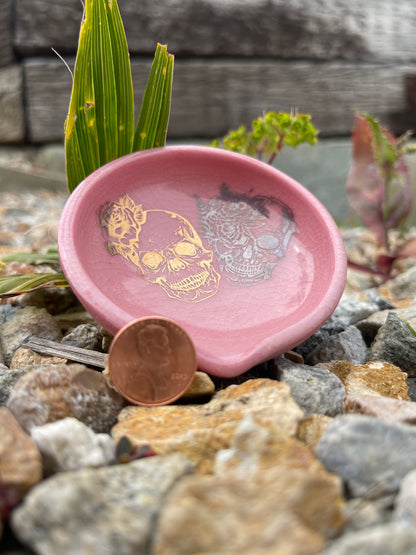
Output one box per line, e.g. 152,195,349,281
125,323,174,402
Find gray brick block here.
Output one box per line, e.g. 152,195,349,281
0,66,25,143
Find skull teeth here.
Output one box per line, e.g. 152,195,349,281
227,263,264,277
170,270,209,291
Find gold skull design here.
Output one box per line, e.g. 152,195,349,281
100,195,220,303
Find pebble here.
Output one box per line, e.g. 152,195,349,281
369,311,416,376
344,394,416,423
330,360,410,400
393,468,416,523
7,363,125,433
0,305,62,366
306,325,368,365
326,293,394,329
155,451,345,555
297,414,334,448
180,370,215,399
316,414,416,497
4,181,416,551
154,412,345,554
11,454,193,554
30,417,116,475
0,407,42,496
61,323,104,351
387,264,416,300
0,364,27,406
324,522,416,555
10,346,67,369
112,379,304,474
343,494,395,533
16,286,79,316
276,356,346,415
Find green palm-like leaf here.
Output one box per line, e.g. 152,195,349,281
0,273,69,298
133,44,174,150
1,249,61,265
0,249,69,297
5,2,175,299
65,0,174,193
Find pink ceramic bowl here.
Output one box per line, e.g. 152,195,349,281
58,146,347,377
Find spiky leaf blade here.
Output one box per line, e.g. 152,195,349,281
104,0,134,158
133,44,174,151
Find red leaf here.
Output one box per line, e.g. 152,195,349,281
347,115,386,246
346,114,412,248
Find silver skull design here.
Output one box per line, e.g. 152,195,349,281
197,185,296,286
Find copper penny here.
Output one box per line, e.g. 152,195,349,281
108,317,197,406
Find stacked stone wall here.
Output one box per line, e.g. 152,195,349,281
1,0,416,143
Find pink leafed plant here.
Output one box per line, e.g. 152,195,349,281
346,113,414,277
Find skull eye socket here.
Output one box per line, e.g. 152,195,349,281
174,240,197,257
257,235,279,250
141,251,164,269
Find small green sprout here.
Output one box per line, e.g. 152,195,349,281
212,111,318,165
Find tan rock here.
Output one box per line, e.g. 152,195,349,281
297,414,333,449
180,371,215,399
7,364,125,433
330,361,354,384
0,407,42,495
214,412,325,477
10,347,67,369
154,456,345,555
330,360,410,400
344,394,416,424
112,379,304,474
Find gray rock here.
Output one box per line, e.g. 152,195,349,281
394,468,416,523
7,364,125,434
355,314,387,346
306,326,367,366
388,265,416,300
324,522,416,555
0,304,21,325
16,287,78,316
276,357,345,416
11,454,194,554
30,417,116,475
296,291,392,358
0,364,29,406
294,327,341,360
326,294,393,329
407,377,416,402
0,306,62,366
62,323,103,351
370,312,416,377
316,414,416,497
343,494,395,533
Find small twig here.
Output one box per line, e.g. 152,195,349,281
21,336,107,368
